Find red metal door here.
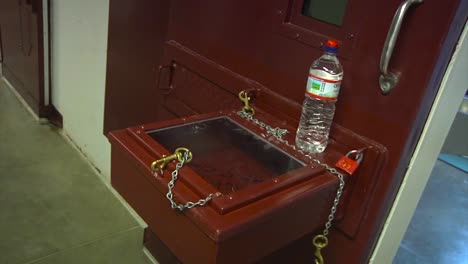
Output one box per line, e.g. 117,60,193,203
0,0,49,117
104,0,466,263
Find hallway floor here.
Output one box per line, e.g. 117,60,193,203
394,159,468,263
0,80,152,263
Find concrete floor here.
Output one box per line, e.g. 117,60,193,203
394,160,468,264
0,80,152,263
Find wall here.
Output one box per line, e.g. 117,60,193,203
50,0,111,181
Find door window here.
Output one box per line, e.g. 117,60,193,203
302,0,349,26
274,0,368,58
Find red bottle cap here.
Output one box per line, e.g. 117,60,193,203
324,39,339,53
326,39,339,48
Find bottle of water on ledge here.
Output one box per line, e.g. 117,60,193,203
296,39,343,153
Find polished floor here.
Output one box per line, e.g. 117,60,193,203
0,80,152,263
394,159,468,264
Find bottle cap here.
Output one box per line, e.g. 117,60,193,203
324,39,339,53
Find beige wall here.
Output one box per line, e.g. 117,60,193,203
50,0,111,181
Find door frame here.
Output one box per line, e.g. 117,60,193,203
371,22,468,263
42,0,50,106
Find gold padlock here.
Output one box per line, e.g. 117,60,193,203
151,147,192,172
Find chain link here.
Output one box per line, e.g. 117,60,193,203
237,111,289,141
236,110,345,236
166,152,219,211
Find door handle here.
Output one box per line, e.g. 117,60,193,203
379,0,423,94
157,63,175,95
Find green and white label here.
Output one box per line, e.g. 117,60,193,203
306,75,341,100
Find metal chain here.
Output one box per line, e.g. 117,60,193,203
311,159,345,236
237,111,289,141
236,110,345,236
166,152,219,211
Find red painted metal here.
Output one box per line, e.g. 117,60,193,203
105,0,463,262
109,108,387,263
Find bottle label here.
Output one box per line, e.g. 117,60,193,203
306,74,341,100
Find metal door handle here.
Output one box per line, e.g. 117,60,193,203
157,63,175,94
379,0,423,94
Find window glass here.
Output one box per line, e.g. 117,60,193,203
147,117,304,194
302,0,349,26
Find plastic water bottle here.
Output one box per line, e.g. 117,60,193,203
295,39,343,153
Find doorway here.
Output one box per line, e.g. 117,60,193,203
395,159,468,263
395,95,468,263
371,22,468,263
0,0,51,118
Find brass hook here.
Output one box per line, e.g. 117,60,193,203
313,235,328,264
151,147,192,173
238,91,255,115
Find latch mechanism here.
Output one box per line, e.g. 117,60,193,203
151,147,193,173
150,147,219,210
238,90,255,115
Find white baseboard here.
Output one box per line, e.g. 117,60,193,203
143,248,159,264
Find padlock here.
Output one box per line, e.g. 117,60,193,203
335,149,364,175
